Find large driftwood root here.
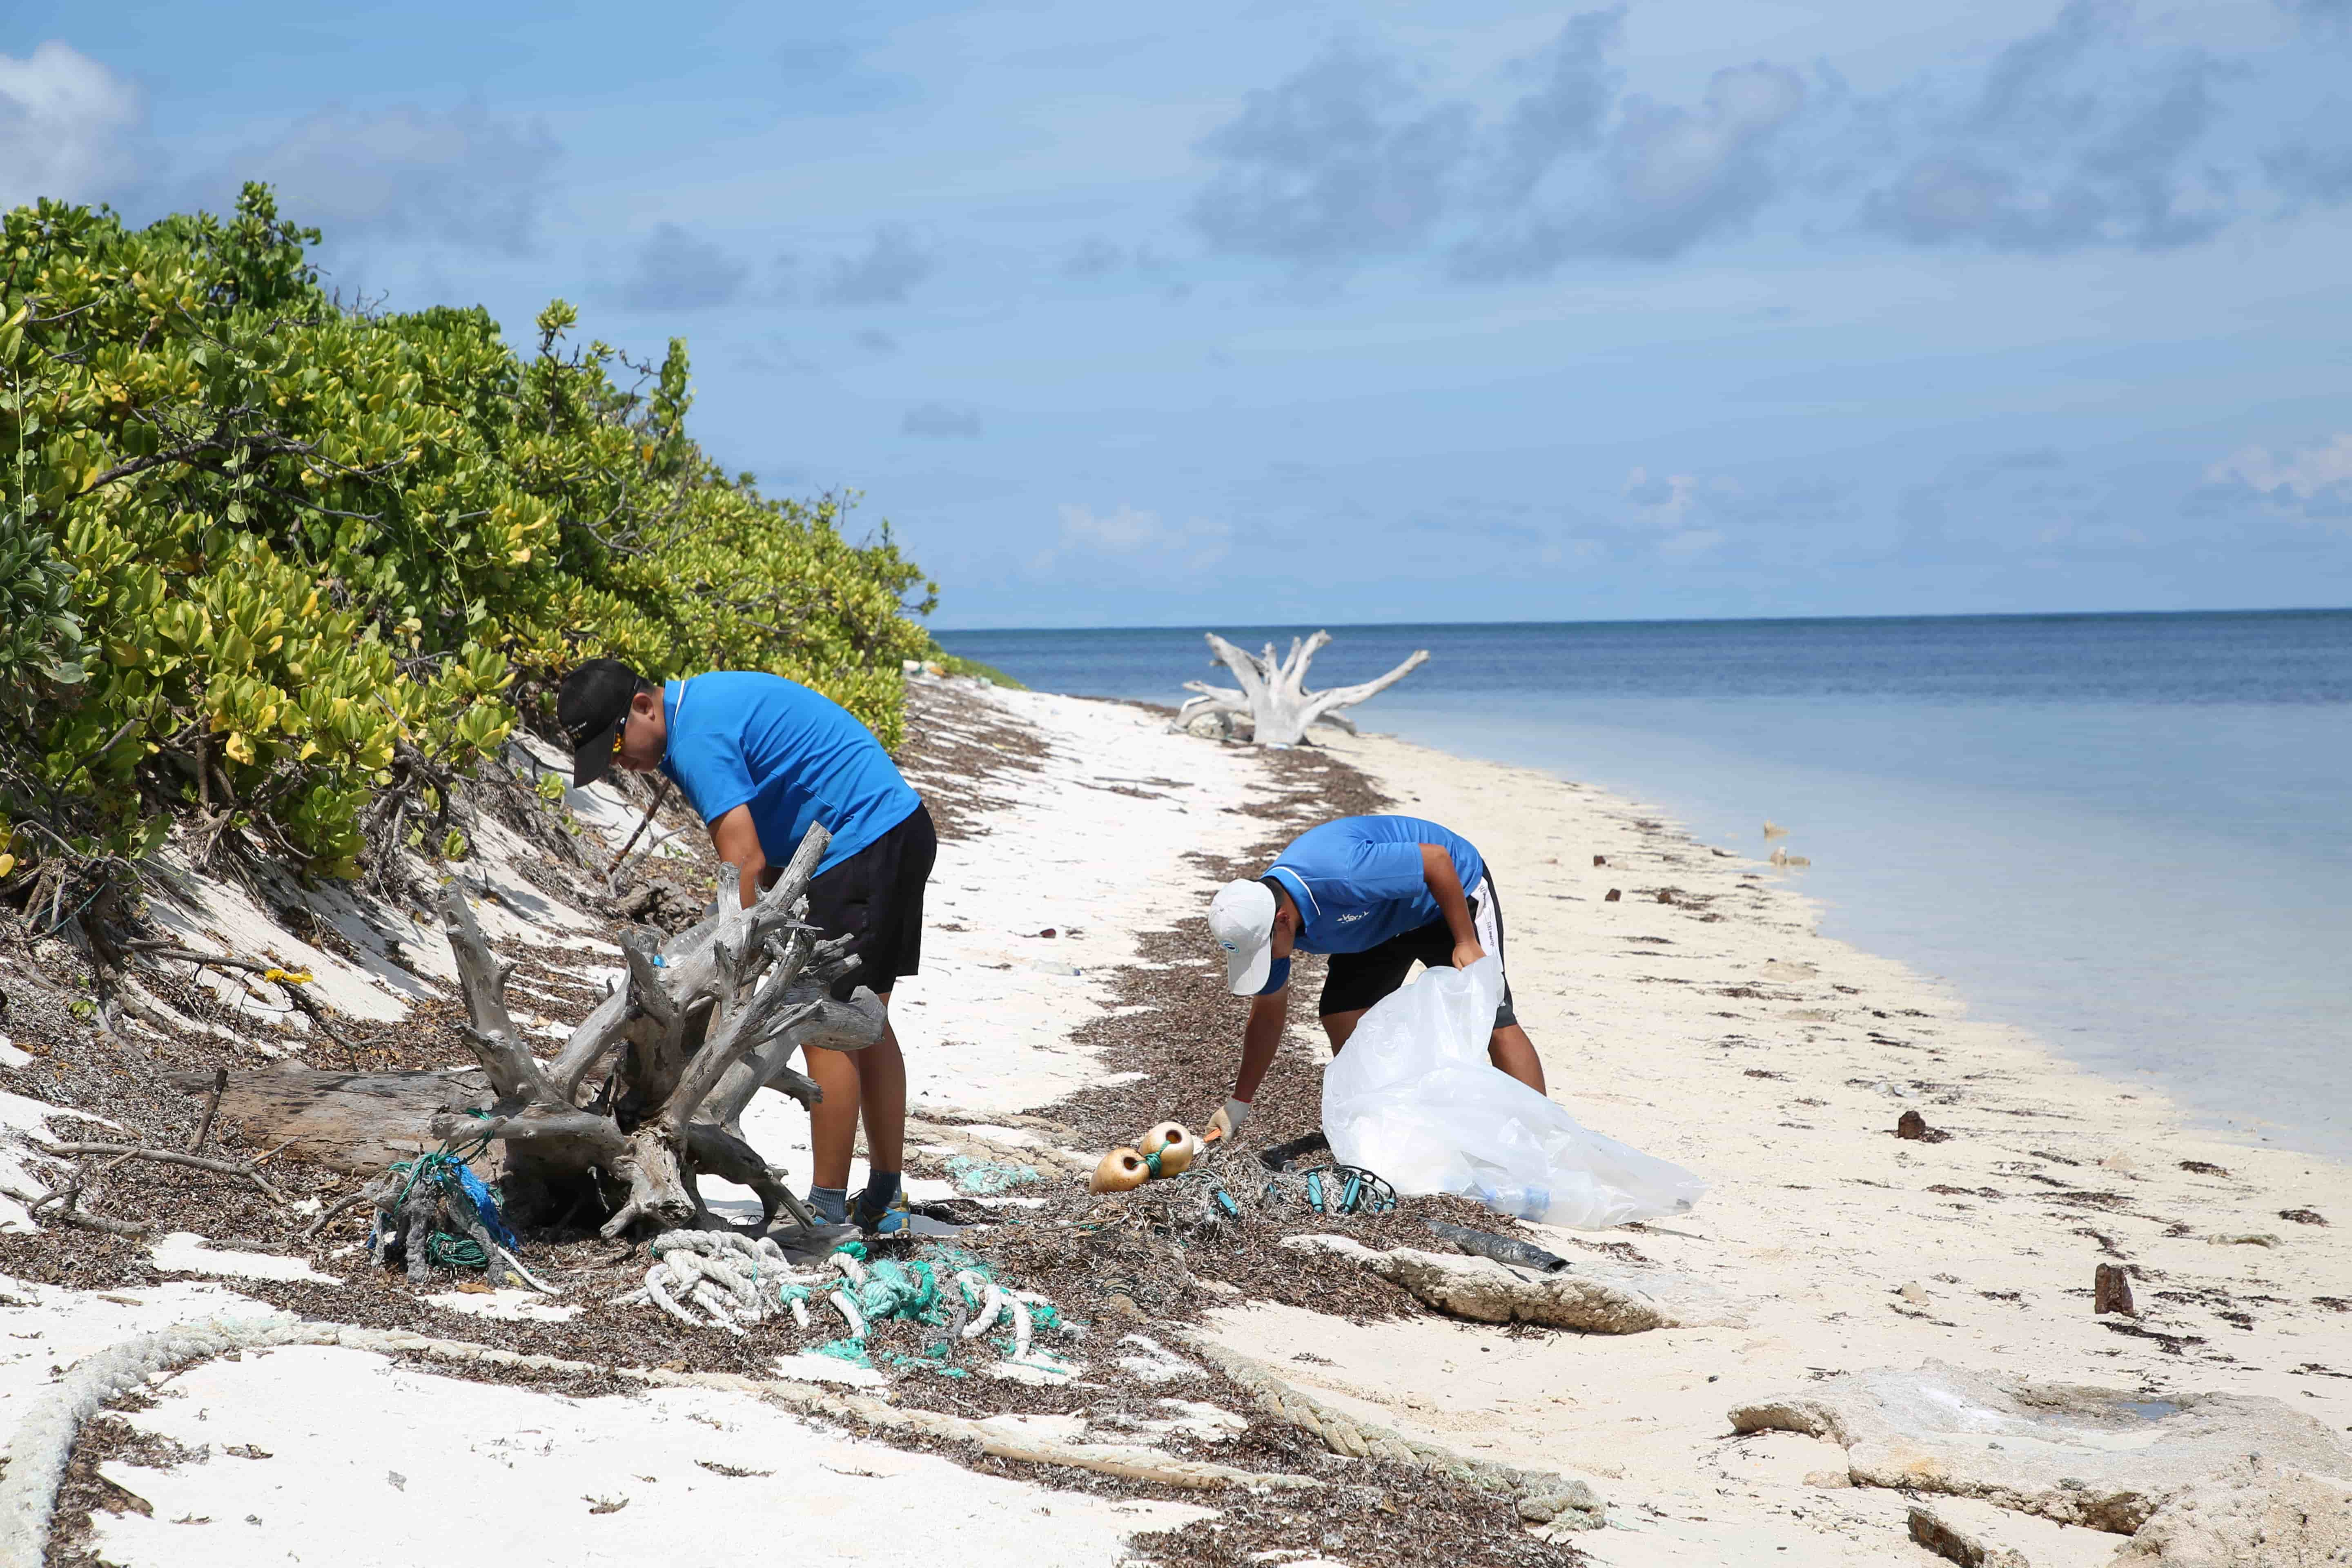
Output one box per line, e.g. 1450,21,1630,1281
1186,1336,1608,1530
1174,630,1428,747
0,1314,1317,1567
372,821,885,1259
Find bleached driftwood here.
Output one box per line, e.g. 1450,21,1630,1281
1175,630,1428,746
372,822,883,1262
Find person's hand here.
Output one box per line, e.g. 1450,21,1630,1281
1205,1097,1253,1143
1451,940,1487,971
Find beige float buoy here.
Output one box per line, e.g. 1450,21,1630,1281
1140,1122,1195,1176
1091,1147,1149,1193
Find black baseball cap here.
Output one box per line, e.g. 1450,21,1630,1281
557,658,644,788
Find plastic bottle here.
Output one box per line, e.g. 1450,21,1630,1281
1473,1183,1552,1221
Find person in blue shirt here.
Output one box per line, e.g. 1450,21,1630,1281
1201,814,1546,1141
557,658,933,1234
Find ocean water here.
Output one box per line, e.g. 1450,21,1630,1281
937,612,2352,1158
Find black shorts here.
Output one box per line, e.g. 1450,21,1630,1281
804,802,935,1001
1317,874,1517,1029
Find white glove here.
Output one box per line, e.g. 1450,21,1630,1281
1207,1097,1253,1141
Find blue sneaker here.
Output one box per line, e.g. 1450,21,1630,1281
852,1187,914,1236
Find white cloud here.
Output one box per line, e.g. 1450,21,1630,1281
902,402,983,439
1621,466,1699,526
0,42,147,208
1657,528,1727,558
2208,433,2352,500
1037,503,1232,573
814,224,935,305
1059,501,1162,551
224,102,559,253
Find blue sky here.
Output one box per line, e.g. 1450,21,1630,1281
6,0,2350,628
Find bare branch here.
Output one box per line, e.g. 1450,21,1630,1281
36,1141,285,1204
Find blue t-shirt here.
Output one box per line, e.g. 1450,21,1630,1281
1263,815,1487,954
659,672,920,875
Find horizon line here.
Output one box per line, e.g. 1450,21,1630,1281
931,605,2351,637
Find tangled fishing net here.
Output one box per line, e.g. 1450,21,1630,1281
615,1232,1078,1375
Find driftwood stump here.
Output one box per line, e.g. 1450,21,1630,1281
371,822,883,1261
1175,630,1428,747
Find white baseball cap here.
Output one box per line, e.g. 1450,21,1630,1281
1208,879,1278,995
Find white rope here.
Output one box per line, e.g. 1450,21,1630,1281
610,1230,834,1333
954,1269,1004,1340
489,1241,560,1296
1007,1292,1034,1362
609,1235,1077,1372
0,1315,317,1568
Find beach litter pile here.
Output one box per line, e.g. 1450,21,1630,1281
616,1230,1081,1377
367,1118,558,1296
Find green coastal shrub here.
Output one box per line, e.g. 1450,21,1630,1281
0,186,934,884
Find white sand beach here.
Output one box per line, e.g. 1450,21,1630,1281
3,676,2345,1566
1209,719,2352,1565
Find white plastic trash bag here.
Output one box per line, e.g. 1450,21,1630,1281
1321,958,1704,1229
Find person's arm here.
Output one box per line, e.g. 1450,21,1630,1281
1234,989,1289,1104
710,804,768,910
1208,988,1288,1140
1421,842,1483,971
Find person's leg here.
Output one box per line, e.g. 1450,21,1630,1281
1321,1008,1369,1052
848,804,931,1226
856,992,906,1187
1487,1024,1546,1094
1319,935,1415,1058
803,1041,864,1193
1465,874,1547,1094
1319,917,1456,1057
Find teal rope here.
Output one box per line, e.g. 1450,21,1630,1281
423,1232,489,1269
381,1111,500,1271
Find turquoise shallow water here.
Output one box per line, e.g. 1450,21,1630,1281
938,611,2352,1158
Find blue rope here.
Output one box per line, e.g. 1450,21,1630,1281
374,1111,516,1270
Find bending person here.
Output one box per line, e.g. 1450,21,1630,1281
559,658,935,1235
1204,813,1544,1142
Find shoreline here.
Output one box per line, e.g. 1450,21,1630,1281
1348,695,2352,1164
939,613,2352,1166
1223,716,2352,1564
866,674,2352,1559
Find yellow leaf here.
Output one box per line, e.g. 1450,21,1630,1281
223,732,255,765
0,854,14,879
261,968,314,985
